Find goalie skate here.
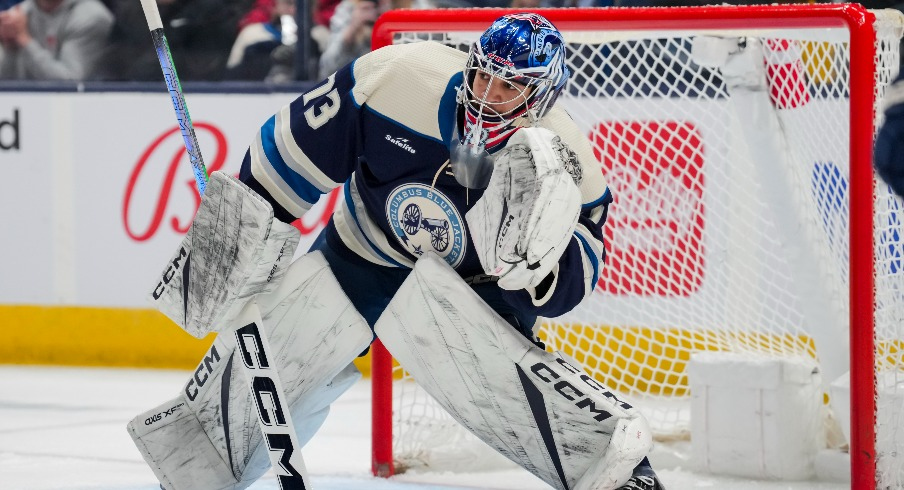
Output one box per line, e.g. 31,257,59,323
617,462,666,490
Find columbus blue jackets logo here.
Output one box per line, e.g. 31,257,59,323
386,184,466,267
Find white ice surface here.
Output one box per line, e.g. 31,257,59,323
0,365,850,490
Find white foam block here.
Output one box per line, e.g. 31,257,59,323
829,372,851,445
876,371,904,482
688,352,825,480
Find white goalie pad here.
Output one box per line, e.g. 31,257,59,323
129,252,373,490
466,127,582,290
150,171,301,338
129,366,356,490
375,253,652,490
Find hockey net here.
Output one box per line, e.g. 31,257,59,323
369,5,904,488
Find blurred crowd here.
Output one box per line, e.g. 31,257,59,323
0,0,899,82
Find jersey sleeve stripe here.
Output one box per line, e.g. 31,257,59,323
275,105,341,192
588,204,604,224
333,203,399,268
576,240,596,297
258,116,326,206
582,187,612,210
575,223,604,261
249,134,312,217
345,176,414,267
573,230,601,291
339,186,403,267
348,59,365,108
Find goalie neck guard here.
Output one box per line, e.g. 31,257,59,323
452,13,571,189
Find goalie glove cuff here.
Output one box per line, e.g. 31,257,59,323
525,264,558,307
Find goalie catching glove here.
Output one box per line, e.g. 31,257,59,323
466,127,582,291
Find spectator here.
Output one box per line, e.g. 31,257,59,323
226,0,340,81
311,0,341,53
313,0,341,27
99,0,247,81
236,0,273,32
318,0,430,79
225,0,295,81
0,0,113,80
318,0,378,79
233,0,339,54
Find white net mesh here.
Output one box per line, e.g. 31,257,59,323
872,12,904,487
385,9,904,487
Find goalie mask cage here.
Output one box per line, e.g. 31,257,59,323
369,5,904,489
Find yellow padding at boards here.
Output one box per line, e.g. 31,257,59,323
0,305,372,377
539,323,818,397
366,321,825,395
11,306,872,391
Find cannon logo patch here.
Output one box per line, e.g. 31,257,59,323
386,184,466,267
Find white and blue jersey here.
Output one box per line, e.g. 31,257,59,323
239,41,611,326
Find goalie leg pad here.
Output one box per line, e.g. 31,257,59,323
128,364,361,490
129,395,235,490
130,252,373,490
375,252,652,490
150,171,301,338
129,366,356,490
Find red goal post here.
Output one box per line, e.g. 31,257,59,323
369,5,904,489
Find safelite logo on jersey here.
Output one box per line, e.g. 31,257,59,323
385,134,416,154
386,184,465,267
591,120,705,296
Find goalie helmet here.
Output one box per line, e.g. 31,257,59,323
451,13,570,189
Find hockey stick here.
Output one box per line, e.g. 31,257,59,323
138,0,207,194
138,1,311,488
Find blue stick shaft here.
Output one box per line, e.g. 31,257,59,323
149,28,208,196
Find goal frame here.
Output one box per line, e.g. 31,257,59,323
369,5,880,487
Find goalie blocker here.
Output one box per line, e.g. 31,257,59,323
375,252,652,490
150,171,301,338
